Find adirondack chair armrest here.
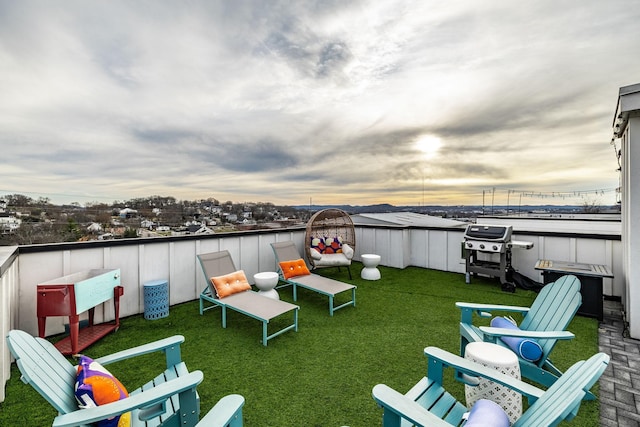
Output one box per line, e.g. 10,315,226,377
372,384,451,427
479,327,575,341
197,394,245,427
424,346,544,402
456,302,530,323
52,370,203,427
94,335,185,368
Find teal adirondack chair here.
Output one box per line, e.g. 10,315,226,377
6,330,244,427
372,346,609,427
457,274,584,395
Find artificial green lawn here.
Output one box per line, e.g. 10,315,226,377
0,264,600,426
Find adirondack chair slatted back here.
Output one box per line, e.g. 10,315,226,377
514,352,609,426
198,250,239,295
416,380,467,424
7,330,78,414
373,348,609,427
520,275,581,363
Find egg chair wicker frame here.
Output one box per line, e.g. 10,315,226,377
304,208,356,278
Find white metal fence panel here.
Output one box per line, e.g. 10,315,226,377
1,252,18,403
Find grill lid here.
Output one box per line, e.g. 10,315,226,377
464,224,512,242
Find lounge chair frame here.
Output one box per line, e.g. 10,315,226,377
271,241,356,316
198,251,299,346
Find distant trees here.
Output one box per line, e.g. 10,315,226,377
3,193,34,208
9,222,58,245
581,198,602,213
63,219,83,242
86,202,113,226
123,228,138,238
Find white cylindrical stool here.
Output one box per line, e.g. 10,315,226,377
361,254,381,280
253,272,280,300
464,342,522,424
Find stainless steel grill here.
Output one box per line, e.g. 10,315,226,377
463,224,533,285
463,225,512,253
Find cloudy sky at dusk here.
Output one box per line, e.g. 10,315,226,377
1,0,638,207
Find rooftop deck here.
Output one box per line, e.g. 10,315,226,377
1,262,608,425
0,219,632,425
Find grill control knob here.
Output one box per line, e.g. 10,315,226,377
479,244,485,250
466,242,473,248
492,245,498,251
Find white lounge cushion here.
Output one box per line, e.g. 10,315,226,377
312,252,352,267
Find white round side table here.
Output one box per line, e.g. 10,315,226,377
361,254,381,280
253,272,280,300
464,341,522,424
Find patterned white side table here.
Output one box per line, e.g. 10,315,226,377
464,341,522,424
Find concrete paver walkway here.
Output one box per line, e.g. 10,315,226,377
599,299,640,427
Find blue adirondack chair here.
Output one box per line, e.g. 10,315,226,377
457,274,584,395
6,330,244,427
372,346,609,427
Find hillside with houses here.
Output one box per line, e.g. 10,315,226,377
0,195,306,245
1,193,617,246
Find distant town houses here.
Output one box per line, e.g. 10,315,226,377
0,214,21,235
87,222,103,233
140,219,155,229
0,196,306,244
118,207,138,218
225,213,238,223
0,193,620,246
186,223,215,234
0,199,22,235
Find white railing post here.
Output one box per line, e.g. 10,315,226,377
1,247,19,403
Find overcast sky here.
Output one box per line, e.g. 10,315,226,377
1,1,638,207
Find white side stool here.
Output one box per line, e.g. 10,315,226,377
361,254,381,280
253,272,280,300
464,342,522,424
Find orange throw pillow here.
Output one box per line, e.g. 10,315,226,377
210,270,251,298
279,259,311,279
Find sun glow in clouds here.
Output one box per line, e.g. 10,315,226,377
415,135,442,159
